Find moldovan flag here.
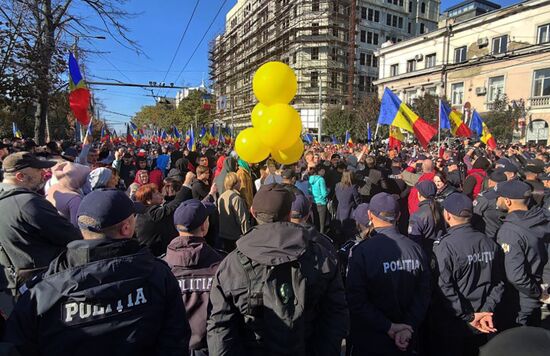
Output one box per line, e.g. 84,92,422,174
389,125,404,151
470,110,497,150
345,130,354,147
377,88,436,148
68,53,91,126
439,100,471,137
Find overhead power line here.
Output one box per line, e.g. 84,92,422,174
173,0,229,85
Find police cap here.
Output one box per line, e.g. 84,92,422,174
369,192,399,222
495,180,531,200
443,193,473,218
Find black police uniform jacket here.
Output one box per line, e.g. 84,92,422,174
4,238,191,356
207,222,349,356
433,223,505,322
346,226,431,354
496,208,550,315
408,199,446,254
472,188,505,240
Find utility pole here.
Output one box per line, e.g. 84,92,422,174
230,95,234,138
318,81,322,143
347,0,357,109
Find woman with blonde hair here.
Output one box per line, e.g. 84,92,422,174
218,172,251,252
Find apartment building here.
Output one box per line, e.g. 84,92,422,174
209,0,438,131
374,0,550,143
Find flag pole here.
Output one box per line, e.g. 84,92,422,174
374,124,380,140
438,99,441,147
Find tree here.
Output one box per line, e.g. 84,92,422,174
323,94,381,142
410,93,439,126
483,95,527,144
0,0,140,144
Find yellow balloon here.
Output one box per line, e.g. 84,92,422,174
271,138,304,165
256,104,302,150
253,61,297,106
251,103,268,128
235,128,270,164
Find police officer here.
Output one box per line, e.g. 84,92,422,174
495,180,550,329
4,189,191,356
431,193,504,356
346,192,431,355
523,159,545,206
207,184,349,356
472,171,507,240
408,181,446,255
164,199,225,356
539,173,550,218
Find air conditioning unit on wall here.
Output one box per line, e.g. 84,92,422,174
477,37,489,47
414,54,423,61
475,87,487,95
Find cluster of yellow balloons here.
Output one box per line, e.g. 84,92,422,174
235,61,304,164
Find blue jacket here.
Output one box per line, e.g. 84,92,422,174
309,175,328,205
433,223,504,322
346,226,431,354
408,199,446,249
496,208,550,314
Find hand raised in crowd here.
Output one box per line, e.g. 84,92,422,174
387,323,413,339
114,148,124,161
469,312,496,333
184,171,196,186
209,182,218,196
394,328,412,352
84,133,93,145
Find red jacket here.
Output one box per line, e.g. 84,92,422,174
408,172,436,214
465,168,487,200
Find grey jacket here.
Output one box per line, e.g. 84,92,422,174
217,189,251,241
0,183,81,292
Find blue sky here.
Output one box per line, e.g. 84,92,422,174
81,0,519,132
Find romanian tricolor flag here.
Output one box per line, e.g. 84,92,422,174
439,100,471,137
68,53,91,126
389,125,404,151
470,110,497,150
126,123,134,144
187,127,196,151
377,88,437,148
345,130,354,147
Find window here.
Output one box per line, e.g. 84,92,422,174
408,22,412,34
330,47,337,60
359,76,366,91
451,82,464,105
367,9,380,22
366,32,379,45
312,23,319,36
366,53,372,66
333,27,339,38
407,59,416,72
421,2,426,14
360,52,366,65
311,47,319,60
361,7,367,19
330,72,338,89
454,46,467,63
360,30,366,42
420,23,425,34
488,76,504,102
312,0,319,11
392,16,397,27
398,17,403,28
311,71,319,88
533,69,550,97
292,52,297,64
373,56,378,67
399,0,404,6
425,53,436,68
367,31,372,43
538,23,550,44
387,14,392,26
408,1,413,12
390,64,399,76
492,35,508,54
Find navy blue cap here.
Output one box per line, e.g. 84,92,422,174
173,199,215,232
353,203,370,227
416,180,436,199
489,170,507,183
495,180,532,199
369,192,399,222
443,193,473,217
496,159,518,173
77,189,135,231
290,194,311,219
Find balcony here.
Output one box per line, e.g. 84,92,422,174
529,96,550,108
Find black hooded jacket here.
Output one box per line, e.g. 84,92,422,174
207,222,349,356
4,238,190,356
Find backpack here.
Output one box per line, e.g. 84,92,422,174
235,241,325,355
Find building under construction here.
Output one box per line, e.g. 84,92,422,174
209,0,439,131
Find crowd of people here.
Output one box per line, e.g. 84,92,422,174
0,133,549,355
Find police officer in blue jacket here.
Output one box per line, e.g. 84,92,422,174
472,171,507,240
495,180,550,329
408,180,446,255
347,192,431,356
4,190,191,356
431,193,504,356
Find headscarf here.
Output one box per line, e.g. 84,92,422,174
238,159,250,172
133,170,149,186
215,156,238,195
87,167,113,192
